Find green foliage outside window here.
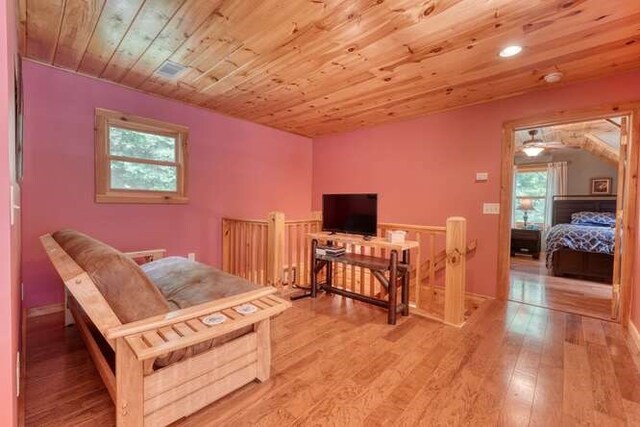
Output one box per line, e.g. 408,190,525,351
110,161,177,191
108,127,177,192
514,170,548,225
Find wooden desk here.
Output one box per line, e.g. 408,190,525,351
303,232,419,325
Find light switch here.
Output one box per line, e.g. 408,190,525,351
483,203,500,215
10,184,20,226
475,172,489,182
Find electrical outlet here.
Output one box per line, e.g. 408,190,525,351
188,252,196,261
483,203,500,215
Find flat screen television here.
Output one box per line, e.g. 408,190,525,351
322,193,378,236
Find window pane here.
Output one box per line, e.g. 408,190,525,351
110,160,177,192
109,126,176,162
515,171,547,197
514,198,546,225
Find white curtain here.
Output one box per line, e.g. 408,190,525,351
544,161,568,239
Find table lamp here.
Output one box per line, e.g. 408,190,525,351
517,198,535,229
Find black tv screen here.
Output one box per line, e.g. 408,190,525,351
322,194,378,236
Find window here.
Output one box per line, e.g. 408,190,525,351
95,109,188,204
513,168,548,226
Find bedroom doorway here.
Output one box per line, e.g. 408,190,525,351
497,103,640,323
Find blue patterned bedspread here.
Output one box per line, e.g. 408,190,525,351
545,224,615,268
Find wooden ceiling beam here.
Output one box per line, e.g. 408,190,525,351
583,133,619,165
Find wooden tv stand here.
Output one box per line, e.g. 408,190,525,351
301,232,419,325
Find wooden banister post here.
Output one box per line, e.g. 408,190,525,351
444,217,466,327
267,212,285,289
311,210,322,230
222,218,231,272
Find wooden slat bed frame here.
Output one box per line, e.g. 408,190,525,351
40,234,291,426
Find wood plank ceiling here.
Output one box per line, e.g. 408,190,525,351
20,0,640,137
515,118,621,164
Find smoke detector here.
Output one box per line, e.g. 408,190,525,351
156,61,186,78
544,71,564,84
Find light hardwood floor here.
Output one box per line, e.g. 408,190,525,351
25,295,640,426
510,254,613,321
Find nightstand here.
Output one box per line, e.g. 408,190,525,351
511,228,541,259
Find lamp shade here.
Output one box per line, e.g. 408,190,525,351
522,146,544,157
517,198,535,211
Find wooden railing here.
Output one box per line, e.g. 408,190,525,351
222,218,270,285
283,215,322,287
221,212,476,326
222,213,321,287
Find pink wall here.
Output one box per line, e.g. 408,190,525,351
313,70,640,301
0,0,19,423
635,191,640,329
22,61,312,309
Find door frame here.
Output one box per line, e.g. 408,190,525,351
496,101,640,325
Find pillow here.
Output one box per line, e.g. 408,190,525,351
570,211,616,227
52,229,171,323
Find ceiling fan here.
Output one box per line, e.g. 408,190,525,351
517,129,571,157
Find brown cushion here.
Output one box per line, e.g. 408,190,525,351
141,256,260,309
141,257,260,367
52,229,171,323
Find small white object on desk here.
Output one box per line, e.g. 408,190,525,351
235,303,258,315
386,230,407,243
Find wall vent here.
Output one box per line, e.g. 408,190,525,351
156,61,186,78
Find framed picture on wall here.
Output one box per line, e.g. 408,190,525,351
591,177,612,194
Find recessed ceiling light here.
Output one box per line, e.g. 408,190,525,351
499,45,523,58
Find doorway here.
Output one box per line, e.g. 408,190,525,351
497,103,640,324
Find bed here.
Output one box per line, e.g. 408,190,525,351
41,229,291,426
545,196,616,283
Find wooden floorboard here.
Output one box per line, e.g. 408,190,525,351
24,295,640,426
509,254,613,320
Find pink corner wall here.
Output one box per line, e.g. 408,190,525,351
312,70,640,302
22,60,312,309
0,0,19,424
635,195,640,329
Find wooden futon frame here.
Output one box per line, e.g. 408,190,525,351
41,234,291,426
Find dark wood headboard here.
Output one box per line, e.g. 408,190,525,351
552,195,617,225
